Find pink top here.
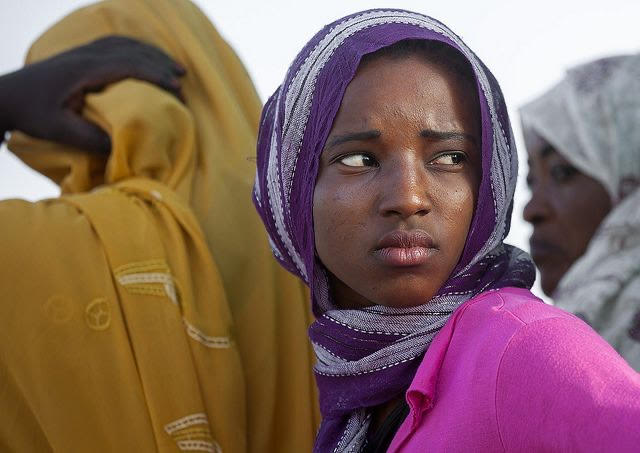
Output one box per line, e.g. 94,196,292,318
388,287,640,452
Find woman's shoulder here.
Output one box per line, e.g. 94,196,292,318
469,286,571,319
441,286,637,388
488,290,640,451
415,287,595,402
454,286,584,340
418,286,636,400
454,287,639,450
399,287,640,452
435,286,622,384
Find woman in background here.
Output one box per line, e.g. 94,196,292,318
522,54,640,370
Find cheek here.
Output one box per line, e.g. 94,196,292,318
560,181,610,255
312,188,332,255
436,179,476,245
313,182,363,257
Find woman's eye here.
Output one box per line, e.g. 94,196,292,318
550,164,578,183
338,153,378,167
431,152,466,165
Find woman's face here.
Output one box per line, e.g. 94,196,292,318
313,54,481,309
523,134,612,296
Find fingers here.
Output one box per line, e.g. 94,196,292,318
8,36,187,154
54,112,111,155
85,36,187,102
126,64,186,102
91,36,184,72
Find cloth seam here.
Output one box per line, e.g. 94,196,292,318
493,303,571,452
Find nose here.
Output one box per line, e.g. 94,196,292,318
378,156,431,219
523,184,551,225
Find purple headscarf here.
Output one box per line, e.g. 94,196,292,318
253,9,535,452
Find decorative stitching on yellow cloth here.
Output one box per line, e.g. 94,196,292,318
164,414,221,452
171,427,214,441
116,260,231,348
176,440,221,452
183,319,231,349
115,260,179,305
165,413,209,434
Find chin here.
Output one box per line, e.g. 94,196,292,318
375,288,436,308
536,261,567,297
539,274,560,297
371,272,444,308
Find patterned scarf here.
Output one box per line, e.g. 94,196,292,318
253,10,535,452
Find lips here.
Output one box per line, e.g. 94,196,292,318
374,230,437,267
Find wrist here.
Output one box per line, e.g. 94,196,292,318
0,71,18,134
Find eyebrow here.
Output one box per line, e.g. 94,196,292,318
325,128,477,149
527,144,557,168
539,144,556,158
325,130,381,148
420,129,477,146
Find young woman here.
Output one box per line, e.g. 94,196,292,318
253,10,640,452
522,55,640,370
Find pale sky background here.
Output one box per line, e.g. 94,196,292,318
1,0,639,299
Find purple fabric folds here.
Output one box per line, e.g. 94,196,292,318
252,9,535,452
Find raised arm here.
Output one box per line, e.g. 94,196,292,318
0,36,185,154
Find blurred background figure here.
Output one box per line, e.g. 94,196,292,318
521,54,640,370
0,0,318,451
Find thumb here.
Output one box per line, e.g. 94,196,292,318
53,112,112,155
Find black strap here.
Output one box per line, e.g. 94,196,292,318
362,400,410,453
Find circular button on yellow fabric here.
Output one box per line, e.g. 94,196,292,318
44,295,74,323
85,298,111,331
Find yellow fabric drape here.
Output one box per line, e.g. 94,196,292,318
0,0,319,451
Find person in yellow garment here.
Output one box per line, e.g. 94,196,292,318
0,0,319,451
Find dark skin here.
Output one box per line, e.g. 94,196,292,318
313,55,481,432
523,132,612,296
314,55,481,310
0,36,186,154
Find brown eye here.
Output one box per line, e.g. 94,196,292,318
431,152,466,165
550,164,578,183
338,153,378,167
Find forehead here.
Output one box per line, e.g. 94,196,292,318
524,127,558,155
333,56,480,131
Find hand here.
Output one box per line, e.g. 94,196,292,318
0,36,186,154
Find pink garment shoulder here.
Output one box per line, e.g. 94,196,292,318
388,287,640,452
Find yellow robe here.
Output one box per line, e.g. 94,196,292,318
0,0,319,451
